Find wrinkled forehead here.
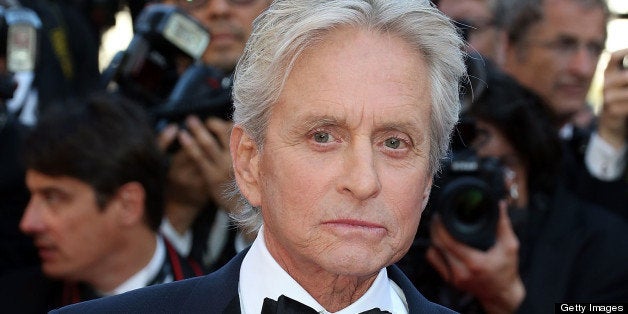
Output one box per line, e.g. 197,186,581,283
279,28,431,116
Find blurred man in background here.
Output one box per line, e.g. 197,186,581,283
0,0,102,275
0,93,202,313
500,0,627,218
435,0,507,65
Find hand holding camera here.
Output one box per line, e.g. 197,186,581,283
158,115,236,212
600,48,628,149
426,204,525,314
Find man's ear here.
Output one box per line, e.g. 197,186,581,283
114,182,146,227
230,125,262,207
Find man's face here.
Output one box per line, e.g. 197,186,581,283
437,0,500,60
20,170,122,281
504,0,606,121
166,150,210,207
472,121,529,208
237,28,434,277
173,0,271,72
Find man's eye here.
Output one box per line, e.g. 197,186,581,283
313,131,332,143
43,192,62,205
384,137,403,149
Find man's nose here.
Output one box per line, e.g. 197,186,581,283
19,197,46,235
567,45,598,78
338,141,382,201
195,0,231,18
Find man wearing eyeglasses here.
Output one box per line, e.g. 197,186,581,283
500,0,627,219
156,0,272,273
168,0,271,73
435,0,506,65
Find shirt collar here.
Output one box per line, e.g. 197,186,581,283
160,217,193,257
102,234,166,296
239,225,406,313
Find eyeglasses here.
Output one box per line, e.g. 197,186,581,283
454,19,496,41
177,0,259,10
526,36,604,59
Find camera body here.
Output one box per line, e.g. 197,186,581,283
428,148,506,251
102,4,232,127
103,4,210,105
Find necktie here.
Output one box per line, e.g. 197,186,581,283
261,294,392,314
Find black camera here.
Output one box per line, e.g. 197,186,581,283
427,143,507,251
150,63,232,124
102,4,232,126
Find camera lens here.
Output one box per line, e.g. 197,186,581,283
436,176,499,250
451,186,491,233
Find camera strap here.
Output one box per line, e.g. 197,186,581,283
42,0,74,81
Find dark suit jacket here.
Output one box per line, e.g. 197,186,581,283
52,249,456,313
516,186,628,313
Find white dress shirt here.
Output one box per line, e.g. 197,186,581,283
560,124,627,181
239,226,408,314
585,132,627,181
160,218,193,257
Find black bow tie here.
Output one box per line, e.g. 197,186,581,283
261,295,392,314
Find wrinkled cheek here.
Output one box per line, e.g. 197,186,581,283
259,177,308,232
393,202,424,257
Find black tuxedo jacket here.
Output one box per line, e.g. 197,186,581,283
52,249,456,313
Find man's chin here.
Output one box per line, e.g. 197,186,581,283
320,249,391,277
202,51,240,73
41,264,68,279
548,100,583,124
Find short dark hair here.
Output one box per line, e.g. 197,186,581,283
469,60,562,196
23,92,166,231
504,0,609,48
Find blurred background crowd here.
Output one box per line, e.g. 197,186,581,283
0,0,626,313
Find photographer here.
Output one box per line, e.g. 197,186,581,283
500,0,627,219
157,0,272,270
435,0,507,65
103,1,271,271
398,60,628,313
0,93,203,313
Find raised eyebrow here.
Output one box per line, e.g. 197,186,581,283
299,115,347,130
